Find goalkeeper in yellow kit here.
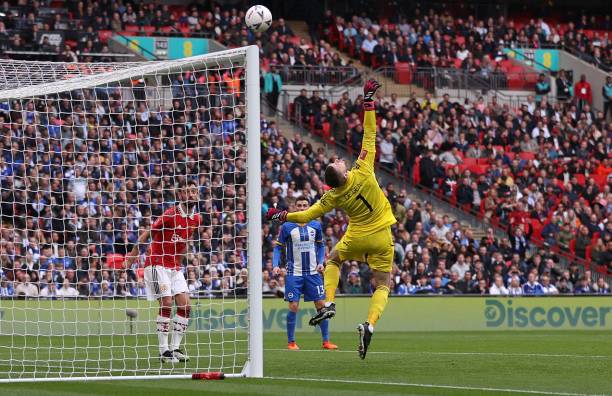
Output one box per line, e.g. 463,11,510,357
266,80,395,359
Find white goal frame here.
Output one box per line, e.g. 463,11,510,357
0,45,262,382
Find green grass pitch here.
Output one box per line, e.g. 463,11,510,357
1,331,611,396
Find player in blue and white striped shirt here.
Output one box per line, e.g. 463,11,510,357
273,197,338,350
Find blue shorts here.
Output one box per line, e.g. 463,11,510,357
285,274,324,302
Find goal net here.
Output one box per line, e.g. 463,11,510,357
0,46,262,382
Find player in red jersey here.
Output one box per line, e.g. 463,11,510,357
126,180,201,363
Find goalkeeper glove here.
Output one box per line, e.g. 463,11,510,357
363,79,381,111
266,208,288,222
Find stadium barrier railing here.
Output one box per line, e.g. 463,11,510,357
276,65,361,86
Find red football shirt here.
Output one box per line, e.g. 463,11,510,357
145,206,202,269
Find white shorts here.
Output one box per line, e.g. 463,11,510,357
143,266,188,301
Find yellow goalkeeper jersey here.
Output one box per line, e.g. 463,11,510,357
286,110,396,237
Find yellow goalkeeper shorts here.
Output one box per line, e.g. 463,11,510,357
334,226,394,273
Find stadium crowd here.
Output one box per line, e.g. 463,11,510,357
0,65,252,299
0,1,610,300
0,0,353,77
321,8,611,72
290,81,611,288
0,62,608,300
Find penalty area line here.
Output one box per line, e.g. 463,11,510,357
264,376,602,396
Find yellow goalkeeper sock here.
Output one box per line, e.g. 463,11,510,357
324,260,341,303
367,285,390,326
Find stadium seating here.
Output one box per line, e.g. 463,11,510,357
0,1,609,299
321,11,611,74
290,85,611,293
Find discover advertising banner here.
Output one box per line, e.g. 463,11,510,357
1,297,611,335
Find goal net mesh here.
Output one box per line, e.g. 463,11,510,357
0,47,256,380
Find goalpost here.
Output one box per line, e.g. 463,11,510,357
0,46,262,381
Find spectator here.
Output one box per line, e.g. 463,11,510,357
40,282,58,298
603,75,612,120
508,276,523,296
100,280,113,297
523,272,544,296
114,277,132,297
593,278,610,294
361,33,377,55
574,74,592,111
509,226,529,259
574,276,594,294
557,278,573,294
0,278,13,296
14,274,38,297
456,271,473,294
489,274,509,295
330,108,348,143
535,73,551,103
379,132,395,170
450,254,470,278
574,226,592,260
556,69,572,102
346,272,363,294
263,66,282,115
540,274,559,294
396,272,415,295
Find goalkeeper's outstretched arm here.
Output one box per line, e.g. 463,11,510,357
286,200,327,224
359,79,381,172
266,194,335,224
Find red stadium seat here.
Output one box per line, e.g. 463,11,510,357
125,25,139,33
106,254,125,270
180,26,191,37
143,25,156,36
98,30,114,44
288,103,295,120
413,157,421,185
530,220,544,242
593,174,608,189
569,239,576,258
337,31,345,51
288,36,302,46
395,62,413,84
322,122,331,140
462,158,477,167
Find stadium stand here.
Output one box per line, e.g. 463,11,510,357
320,9,611,72
286,83,611,286
0,1,609,300
0,0,358,83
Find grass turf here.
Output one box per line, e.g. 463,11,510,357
0,331,611,396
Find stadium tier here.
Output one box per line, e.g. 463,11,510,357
0,0,610,390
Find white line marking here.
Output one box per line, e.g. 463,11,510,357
264,348,611,359
265,376,606,396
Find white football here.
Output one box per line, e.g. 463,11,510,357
245,5,272,33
